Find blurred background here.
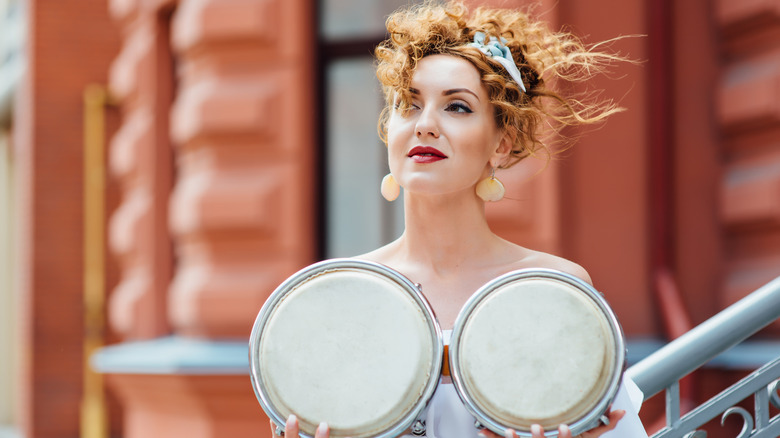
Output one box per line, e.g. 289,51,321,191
1,0,779,437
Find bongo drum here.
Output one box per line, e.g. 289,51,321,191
249,259,443,438
449,269,625,437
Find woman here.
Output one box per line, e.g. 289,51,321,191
274,2,646,437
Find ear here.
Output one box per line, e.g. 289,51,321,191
489,129,514,168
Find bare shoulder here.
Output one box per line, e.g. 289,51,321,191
351,241,397,265
509,247,593,286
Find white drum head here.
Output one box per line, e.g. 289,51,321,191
249,260,442,438
450,269,624,437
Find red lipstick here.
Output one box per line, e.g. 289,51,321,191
408,146,447,164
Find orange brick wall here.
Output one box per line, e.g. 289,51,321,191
14,0,119,436
107,0,318,341
715,0,780,316
555,0,654,334
102,0,317,436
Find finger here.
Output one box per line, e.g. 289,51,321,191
504,428,519,438
270,419,280,438
558,424,572,438
531,424,544,438
599,409,625,433
477,430,502,438
285,414,299,438
611,409,626,423
315,422,329,438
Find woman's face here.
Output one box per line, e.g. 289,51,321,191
386,54,510,199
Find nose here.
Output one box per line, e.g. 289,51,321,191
415,107,440,139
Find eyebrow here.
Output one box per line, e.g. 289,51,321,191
443,88,480,101
409,87,480,101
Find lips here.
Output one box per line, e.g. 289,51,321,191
408,146,448,164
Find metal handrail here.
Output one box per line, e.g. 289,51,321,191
627,276,780,399
627,276,780,437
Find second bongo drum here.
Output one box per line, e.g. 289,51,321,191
449,269,625,437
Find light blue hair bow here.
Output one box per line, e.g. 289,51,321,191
468,31,527,93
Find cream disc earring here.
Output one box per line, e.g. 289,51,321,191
381,174,400,201
476,168,505,202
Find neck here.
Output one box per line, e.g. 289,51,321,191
395,190,498,274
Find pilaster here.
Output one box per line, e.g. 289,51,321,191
107,3,174,339
168,0,316,337
100,0,316,436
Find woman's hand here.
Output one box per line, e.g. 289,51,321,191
478,409,625,438
269,409,625,438
270,415,330,438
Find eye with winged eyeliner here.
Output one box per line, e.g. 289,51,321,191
446,102,473,113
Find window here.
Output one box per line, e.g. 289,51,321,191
0,1,22,435
319,0,421,258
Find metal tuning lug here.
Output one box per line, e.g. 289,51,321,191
411,419,426,436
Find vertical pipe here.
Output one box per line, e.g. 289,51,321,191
81,84,109,438
648,0,674,272
645,0,703,428
647,0,700,404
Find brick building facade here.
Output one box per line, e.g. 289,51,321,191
2,0,780,437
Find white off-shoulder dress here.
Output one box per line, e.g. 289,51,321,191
403,330,649,438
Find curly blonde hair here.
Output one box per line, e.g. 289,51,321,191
375,1,626,167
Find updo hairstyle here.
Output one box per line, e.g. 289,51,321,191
375,1,627,167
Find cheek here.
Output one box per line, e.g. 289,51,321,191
386,126,400,155
386,114,411,150
386,112,408,137
385,120,404,172
459,125,496,160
